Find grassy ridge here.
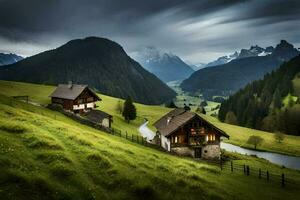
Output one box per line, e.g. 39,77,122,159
0,94,300,199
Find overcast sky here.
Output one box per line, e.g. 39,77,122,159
0,0,300,63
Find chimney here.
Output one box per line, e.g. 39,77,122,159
68,81,73,89
167,117,172,125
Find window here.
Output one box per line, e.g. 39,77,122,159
175,136,178,143
191,128,196,135
87,97,94,102
208,134,216,141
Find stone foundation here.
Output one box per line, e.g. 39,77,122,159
171,147,194,157
171,144,221,160
202,145,220,160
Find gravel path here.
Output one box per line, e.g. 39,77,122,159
138,121,155,142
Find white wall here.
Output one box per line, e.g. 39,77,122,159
161,135,171,151
86,102,95,108
101,118,110,128
73,104,85,110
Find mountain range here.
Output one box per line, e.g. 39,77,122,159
0,37,176,105
181,40,300,99
131,47,194,82
0,53,23,66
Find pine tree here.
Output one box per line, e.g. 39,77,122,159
288,95,295,107
122,97,137,123
165,101,177,108
116,99,123,114
273,88,282,109
225,111,238,125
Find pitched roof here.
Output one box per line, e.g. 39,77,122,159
50,84,100,100
84,110,112,123
153,108,229,138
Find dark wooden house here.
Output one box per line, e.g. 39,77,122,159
50,82,101,113
154,108,229,159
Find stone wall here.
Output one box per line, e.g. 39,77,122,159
202,144,220,160
171,147,194,157
171,144,221,159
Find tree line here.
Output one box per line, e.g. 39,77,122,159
219,55,300,136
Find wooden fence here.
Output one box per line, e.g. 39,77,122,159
207,160,300,188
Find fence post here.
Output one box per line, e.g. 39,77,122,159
231,161,233,172
246,166,250,176
259,169,261,179
267,171,269,181
281,173,285,187
243,164,246,175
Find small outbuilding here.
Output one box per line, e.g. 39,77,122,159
84,110,113,128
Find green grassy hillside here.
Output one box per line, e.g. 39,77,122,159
1,80,300,157
0,80,170,135
1,92,300,199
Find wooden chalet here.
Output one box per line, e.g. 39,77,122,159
50,82,101,113
154,108,229,159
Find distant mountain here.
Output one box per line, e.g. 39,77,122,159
219,54,300,135
180,40,300,99
131,47,194,82
206,52,239,67
0,37,176,105
190,63,207,71
205,45,275,68
0,53,23,66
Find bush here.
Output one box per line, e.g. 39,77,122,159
225,111,238,125
247,135,264,149
274,132,285,143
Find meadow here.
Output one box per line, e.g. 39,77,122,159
0,92,300,199
1,80,300,157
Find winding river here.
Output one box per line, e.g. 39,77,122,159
138,122,300,170
221,142,300,170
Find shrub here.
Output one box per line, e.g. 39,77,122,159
247,135,264,149
225,111,238,125
274,132,285,143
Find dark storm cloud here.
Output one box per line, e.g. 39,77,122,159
0,0,299,62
